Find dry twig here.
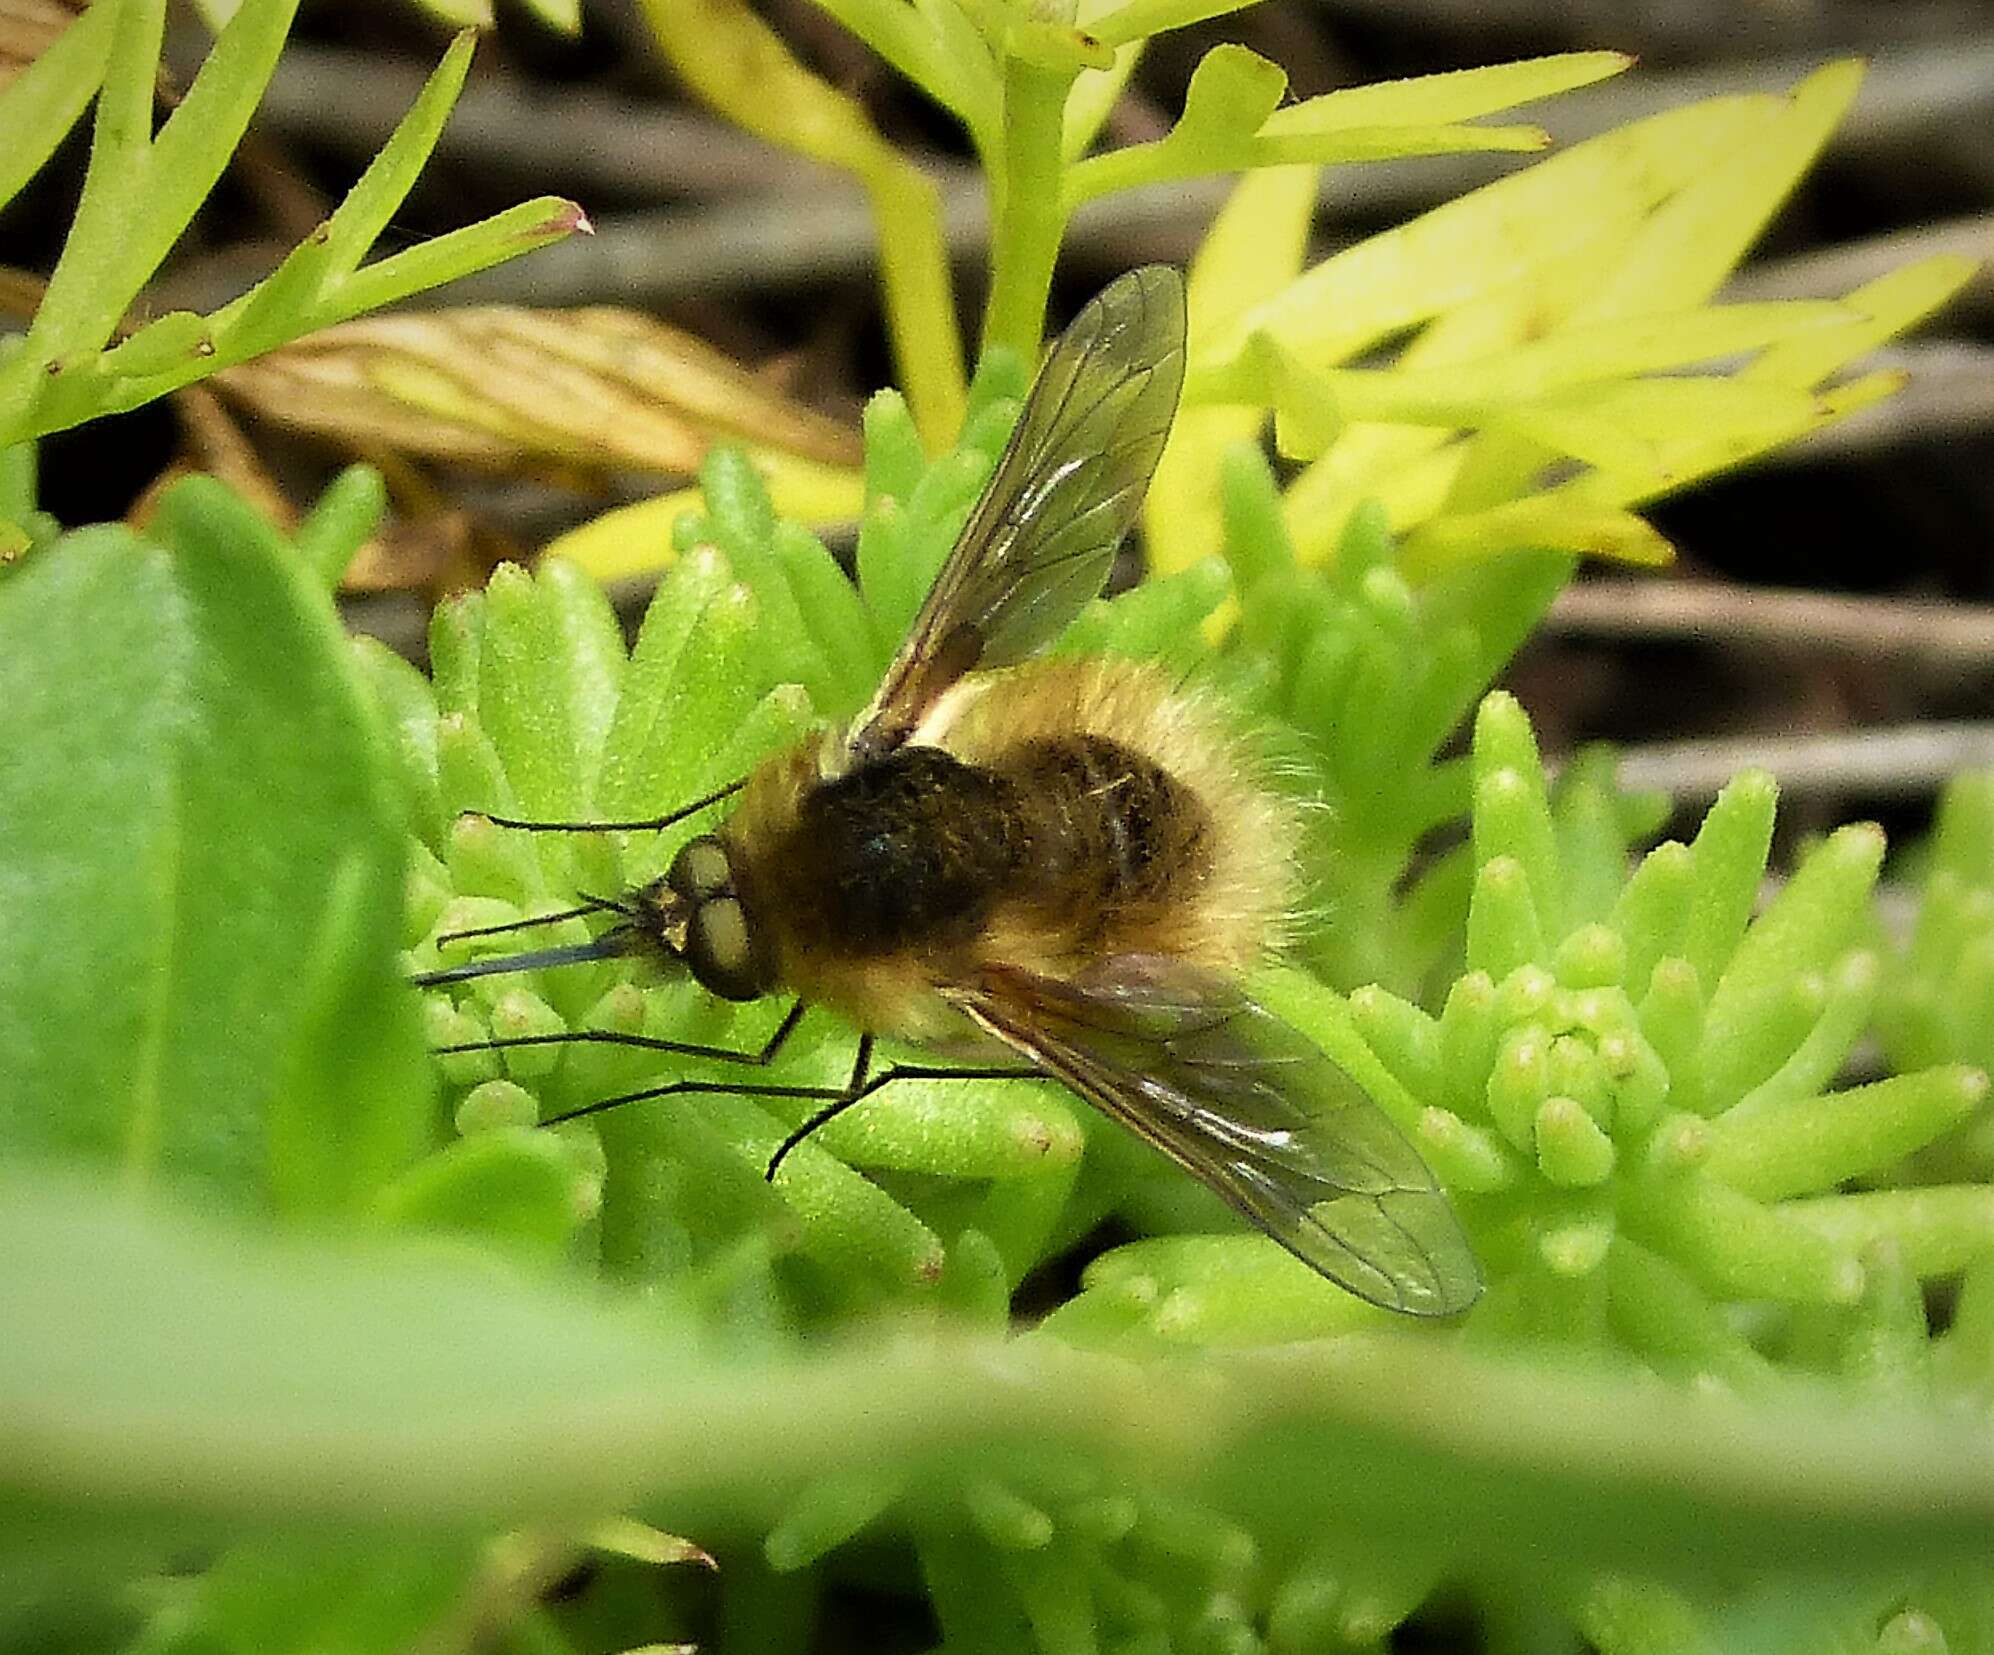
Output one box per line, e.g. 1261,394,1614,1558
1548,580,1994,671
1609,721,1994,801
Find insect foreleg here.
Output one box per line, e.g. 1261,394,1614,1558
437,998,807,1067
477,777,747,834
763,1034,876,1181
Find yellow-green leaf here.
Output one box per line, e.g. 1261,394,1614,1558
1205,92,1784,373
515,0,581,31
1257,345,1831,473
1283,428,1460,565
1352,301,1854,407
1067,42,1284,201
1584,369,1905,511
1087,0,1272,50
1253,121,1548,167
1261,51,1632,135
1403,497,1673,575
1569,60,1865,323
1069,44,1553,205
636,0,965,445
1143,164,1314,574
1748,255,1979,390
547,461,864,585
1490,378,1828,475
1063,39,1142,160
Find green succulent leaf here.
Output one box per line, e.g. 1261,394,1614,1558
14,1169,1994,1580
0,479,430,1212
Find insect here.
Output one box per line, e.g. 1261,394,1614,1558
416,265,1481,1318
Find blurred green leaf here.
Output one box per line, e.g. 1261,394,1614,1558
0,481,429,1210
11,1169,1994,1578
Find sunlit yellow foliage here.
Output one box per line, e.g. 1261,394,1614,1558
1147,61,1974,581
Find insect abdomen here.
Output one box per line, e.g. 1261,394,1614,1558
1000,734,1212,941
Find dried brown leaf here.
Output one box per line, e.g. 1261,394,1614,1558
214,305,863,480
0,0,85,87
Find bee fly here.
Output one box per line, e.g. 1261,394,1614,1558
416,266,1481,1317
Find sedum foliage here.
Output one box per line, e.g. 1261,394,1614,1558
384,396,1994,1649
8,335,1994,1655
4,6,1991,1653
1884,775,1994,1088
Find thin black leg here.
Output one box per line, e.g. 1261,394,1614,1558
518,1018,1045,1172
480,776,746,834
764,1034,875,1180
541,1072,850,1128
761,1049,1045,1181
440,999,807,1068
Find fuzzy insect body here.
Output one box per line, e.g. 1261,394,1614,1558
419,265,1483,1318
699,654,1295,1048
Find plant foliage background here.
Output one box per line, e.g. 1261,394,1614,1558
4,2,1994,1653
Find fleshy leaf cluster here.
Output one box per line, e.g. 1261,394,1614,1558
389,385,1994,1646
1884,775,1994,1083
1059,691,1988,1366
6,426,1994,1655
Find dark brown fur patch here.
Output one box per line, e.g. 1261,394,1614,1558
718,655,1297,1041
768,746,1024,958
1000,734,1211,943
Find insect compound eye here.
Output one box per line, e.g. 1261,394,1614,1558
686,896,769,1003
667,834,735,903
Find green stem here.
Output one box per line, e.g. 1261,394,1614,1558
859,158,967,450
983,57,1076,363
0,441,34,525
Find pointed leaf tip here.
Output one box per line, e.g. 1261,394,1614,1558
534,201,592,238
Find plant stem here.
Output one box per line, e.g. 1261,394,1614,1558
859,157,967,451
983,56,1075,363
0,441,34,524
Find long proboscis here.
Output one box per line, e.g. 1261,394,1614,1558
410,933,634,988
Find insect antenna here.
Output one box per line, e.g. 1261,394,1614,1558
415,894,640,989
434,895,629,947
480,777,746,834
415,776,745,993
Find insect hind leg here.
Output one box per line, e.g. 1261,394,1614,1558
471,1008,1041,1180
763,1037,1045,1180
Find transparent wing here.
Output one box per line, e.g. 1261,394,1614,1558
848,265,1187,763
951,956,1482,1317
